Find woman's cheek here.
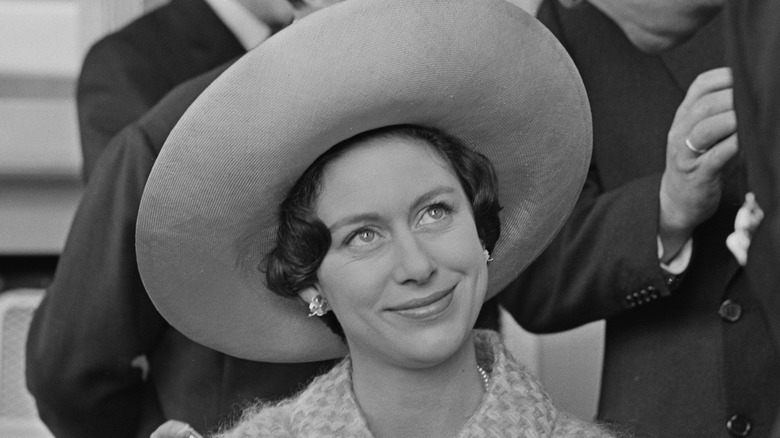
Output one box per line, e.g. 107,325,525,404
319,255,389,307
437,223,484,273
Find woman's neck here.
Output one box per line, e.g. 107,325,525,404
348,332,485,438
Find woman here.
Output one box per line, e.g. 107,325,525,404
138,0,610,436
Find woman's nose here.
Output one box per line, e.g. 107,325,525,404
392,235,435,285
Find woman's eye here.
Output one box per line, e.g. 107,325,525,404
419,204,451,226
347,229,377,247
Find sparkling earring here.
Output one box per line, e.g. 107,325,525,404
483,249,494,263
307,295,331,317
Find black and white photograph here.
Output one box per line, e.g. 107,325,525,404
1,0,778,437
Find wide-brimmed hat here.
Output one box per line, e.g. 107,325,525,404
136,0,591,362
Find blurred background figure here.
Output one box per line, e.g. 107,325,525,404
500,0,780,436
77,0,294,181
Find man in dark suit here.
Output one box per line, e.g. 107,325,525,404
726,1,780,436
76,0,294,181
26,2,341,437
500,0,780,436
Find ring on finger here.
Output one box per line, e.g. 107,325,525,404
685,137,706,155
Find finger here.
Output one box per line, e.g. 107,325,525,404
687,110,737,154
700,133,738,178
679,67,733,110
687,87,733,122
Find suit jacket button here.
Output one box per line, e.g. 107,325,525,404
646,286,658,300
726,414,752,436
719,299,743,323
664,271,680,288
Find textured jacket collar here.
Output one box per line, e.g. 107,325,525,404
275,330,612,437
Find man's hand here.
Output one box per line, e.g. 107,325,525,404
659,67,739,261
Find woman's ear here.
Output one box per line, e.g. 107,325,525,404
297,285,321,304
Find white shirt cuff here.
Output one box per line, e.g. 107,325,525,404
657,235,692,275
204,0,272,50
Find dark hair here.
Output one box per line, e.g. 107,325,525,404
264,125,501,338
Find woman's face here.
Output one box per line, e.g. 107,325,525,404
310,136,488,368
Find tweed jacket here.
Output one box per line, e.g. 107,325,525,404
76,0,244,181
499,2,780,437
215,331,615,438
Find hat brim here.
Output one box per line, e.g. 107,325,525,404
137,0,591,362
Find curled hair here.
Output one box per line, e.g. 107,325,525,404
264,125,502,337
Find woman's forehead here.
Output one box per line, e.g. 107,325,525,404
314,138,462,220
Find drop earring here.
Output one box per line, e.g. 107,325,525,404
307,295,331,317
483,249,494,264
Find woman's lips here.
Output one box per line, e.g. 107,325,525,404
389,287,455,319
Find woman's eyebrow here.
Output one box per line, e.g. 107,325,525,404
327,213,382,233
409,186,458,213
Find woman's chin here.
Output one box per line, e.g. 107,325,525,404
393,323,475,368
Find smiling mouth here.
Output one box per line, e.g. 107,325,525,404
389,287,455,319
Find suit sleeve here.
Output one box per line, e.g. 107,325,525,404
26,124,164,438
77,37,172,182
500,165,672,332
498,1,673,333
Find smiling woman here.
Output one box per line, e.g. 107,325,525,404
273,128,495,437
266,125,500,345
135,0,608,436
290,127,493,367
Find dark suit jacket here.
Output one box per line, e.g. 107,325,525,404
27,67,339,438
499,2,780,437
76,0,244,181
726,2,780,436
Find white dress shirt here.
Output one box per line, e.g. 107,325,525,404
204,0,272,50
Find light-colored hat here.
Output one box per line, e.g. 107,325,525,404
136,0,591,362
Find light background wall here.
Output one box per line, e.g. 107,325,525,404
0,0,150,254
